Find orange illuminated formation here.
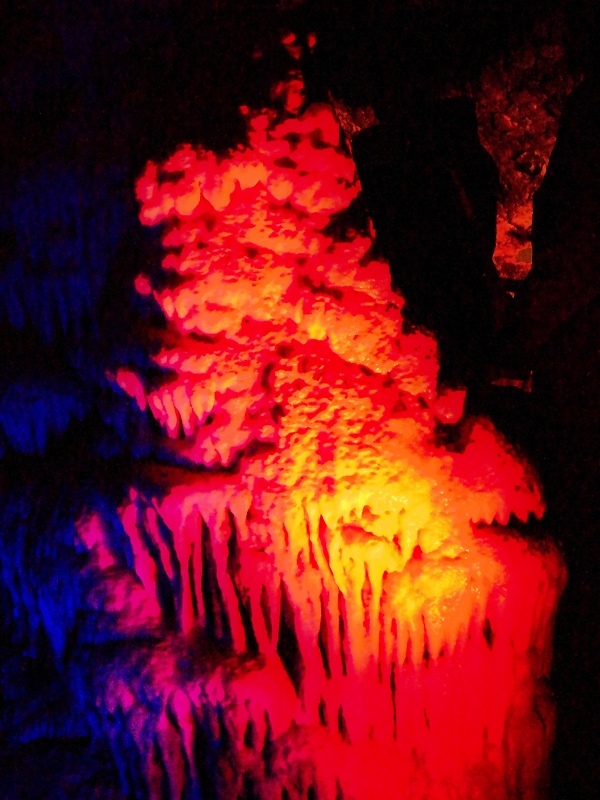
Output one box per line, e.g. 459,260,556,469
88,96,566,799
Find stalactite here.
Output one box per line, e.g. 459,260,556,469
473,12,582,278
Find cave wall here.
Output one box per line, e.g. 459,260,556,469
0,2,599,798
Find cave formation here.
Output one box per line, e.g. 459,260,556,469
1,3,599,799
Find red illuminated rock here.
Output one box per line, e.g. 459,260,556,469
92,91,566,798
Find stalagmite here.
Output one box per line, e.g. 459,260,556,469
79,81,568,798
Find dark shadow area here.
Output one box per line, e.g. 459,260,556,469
487,74,600,798
353,97,500,392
